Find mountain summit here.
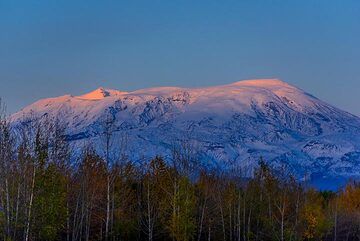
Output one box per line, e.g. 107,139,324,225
11,79,360,188
78,87,128,100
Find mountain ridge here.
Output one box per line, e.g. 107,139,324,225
10,79,360,189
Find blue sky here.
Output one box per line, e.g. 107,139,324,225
0,0,359,115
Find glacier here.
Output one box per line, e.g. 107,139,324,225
10,79,360,189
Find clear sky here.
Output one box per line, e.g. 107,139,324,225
0,0,359,115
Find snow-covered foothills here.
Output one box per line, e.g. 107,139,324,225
11,79,360,189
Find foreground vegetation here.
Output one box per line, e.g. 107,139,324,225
1,105,360,241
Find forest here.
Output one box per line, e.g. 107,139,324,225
1,103,360,241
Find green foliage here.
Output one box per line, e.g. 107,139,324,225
168,176,196,241
300,190,331,241
33,163,68,241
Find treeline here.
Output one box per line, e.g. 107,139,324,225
1,106,360,241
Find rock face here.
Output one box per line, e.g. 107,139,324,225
11,79,360,188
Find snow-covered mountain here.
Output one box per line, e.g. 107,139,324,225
11,79,360,188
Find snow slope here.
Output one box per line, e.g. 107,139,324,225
11,79,360,188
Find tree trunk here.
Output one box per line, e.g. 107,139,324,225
237,192,241,241
25,165,36,241
197,199,206,241
106,174,110,240
13,183,21,240
147,180,153,241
